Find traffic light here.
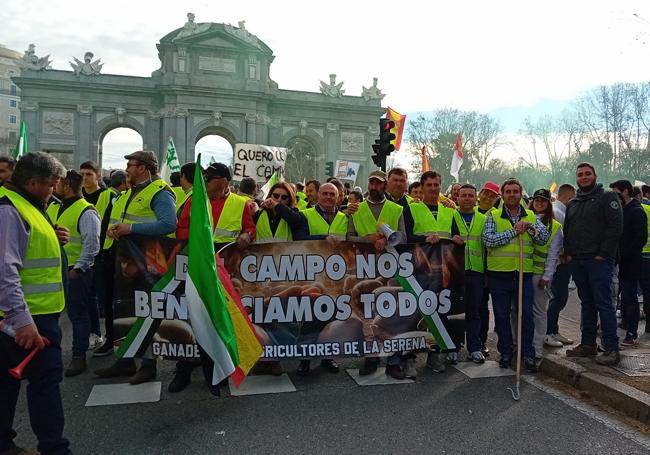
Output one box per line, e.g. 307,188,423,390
371,118,396,171
325,161,334,177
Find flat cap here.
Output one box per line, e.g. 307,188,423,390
124,151,158,170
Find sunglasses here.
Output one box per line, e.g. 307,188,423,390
271,193,289,201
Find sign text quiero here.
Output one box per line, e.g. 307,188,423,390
233,143,287,183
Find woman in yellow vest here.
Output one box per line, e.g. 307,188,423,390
528,188,563,359
253,182,302,243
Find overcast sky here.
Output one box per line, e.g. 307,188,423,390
4,0,650,168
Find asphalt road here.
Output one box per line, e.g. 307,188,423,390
9,292,650,455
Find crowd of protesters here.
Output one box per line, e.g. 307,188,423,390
0,151,648,455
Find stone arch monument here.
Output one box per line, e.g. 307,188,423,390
13,14,385,182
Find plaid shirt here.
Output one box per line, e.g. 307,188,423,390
482,205,549,248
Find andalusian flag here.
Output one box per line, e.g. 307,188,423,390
260,171,280,200
185,154,262,386
13,122,27,160
386,107,406,151
160,137,181,183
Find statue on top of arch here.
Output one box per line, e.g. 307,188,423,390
70,52,103,76
361,77,385,101
320,74,345,98
19,44,52,71
224,20,262,49
173,12,211,41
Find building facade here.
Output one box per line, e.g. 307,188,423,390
12,15,386,182
0,44,21,156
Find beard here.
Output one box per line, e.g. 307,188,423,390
368,189,383,201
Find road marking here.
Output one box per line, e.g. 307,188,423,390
524,376,650,451
85,382,162,407
453,360,515,378
228,374,296,396
346,368,415,386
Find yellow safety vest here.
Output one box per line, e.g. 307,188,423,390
211,192,248,243
532,219,562,275
176,188,193,219
172,186,185,203
0,187,65,315
94,188,117,223
486,208,537,273
303,207,348,238
255,210,292,243
104,179,174,248
351,200,403,236
453,210,486,272
410,202,455,239
46,198,95,265
643,204,650,256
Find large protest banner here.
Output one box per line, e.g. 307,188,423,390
232,143,287,183
112,237,465,361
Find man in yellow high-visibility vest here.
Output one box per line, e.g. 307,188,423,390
0,152,74,455
483,178,549,373
95,151,177,385
48,170,100,377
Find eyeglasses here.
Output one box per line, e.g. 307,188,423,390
271,193,289,201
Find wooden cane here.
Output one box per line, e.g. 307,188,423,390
508,234,524,401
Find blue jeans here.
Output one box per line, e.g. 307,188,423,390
464,271,483,353
640,257,650,318
570,256,619,352
547,263,571,334
620,278,640,339
489,274,535,359
66,269,93,357
0,314,72,455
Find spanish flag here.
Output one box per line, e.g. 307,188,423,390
550,182,558,194
386,107,406,151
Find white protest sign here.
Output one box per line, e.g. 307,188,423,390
335,160,360,183
233,143,287,183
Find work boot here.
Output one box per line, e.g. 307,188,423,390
470,351,485,364
320,359,339,373
129,364,157,385
385,363,406,380
426,352,446,373
524,357,538,373
403,357,417,379
168,369,192,393
65,356,86,377
359,357,379,376
94,360,136,378
595,351,621,366
565,344,597,358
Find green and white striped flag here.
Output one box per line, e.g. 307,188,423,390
160,137,181,182
13,122,27,160
185,154,240,384
260,171,281,200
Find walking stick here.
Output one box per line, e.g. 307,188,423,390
508,234,524,401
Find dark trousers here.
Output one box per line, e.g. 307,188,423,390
87,280,100,337
547,263,571,334
94,250,115,343
0,314,71,455
620,278,640,339
66,269,93,357
570,256,619,352
489,274,535,359
640,257,650,319
464,271,483,353
479,287,490,344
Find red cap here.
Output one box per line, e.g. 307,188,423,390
481,181,500,195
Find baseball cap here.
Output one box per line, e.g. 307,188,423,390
205,162,232,181
532,188,551,201
124,151,158,171
368,170,387,182
480,181,500,196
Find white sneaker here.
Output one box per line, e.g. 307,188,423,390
88,333,104,350
544,335,563,347
553,333,574,345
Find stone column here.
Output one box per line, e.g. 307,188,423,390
19,101,39,152
245,113,257,143
268,118,282,146
76,105,94,166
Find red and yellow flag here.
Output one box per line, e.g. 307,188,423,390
386,107,406,151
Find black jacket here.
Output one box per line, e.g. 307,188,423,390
563,183,623,260
618,198,648,280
